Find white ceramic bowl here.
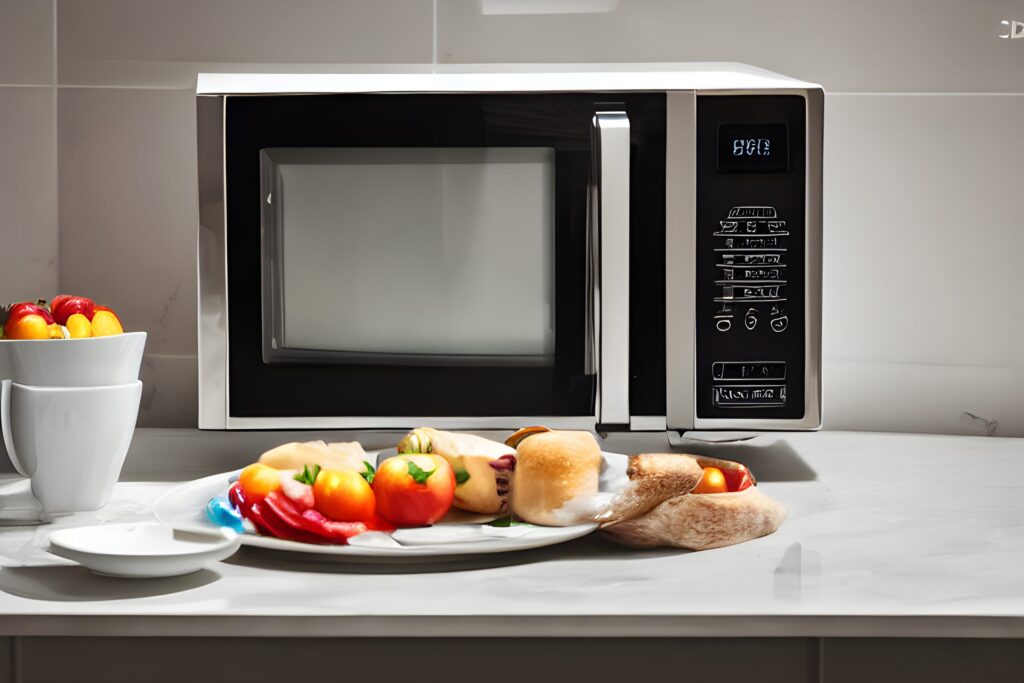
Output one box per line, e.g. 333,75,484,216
1,380,143,514
0,331,146,387
48,522,241,578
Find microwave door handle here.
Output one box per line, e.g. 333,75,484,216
591,110,631,427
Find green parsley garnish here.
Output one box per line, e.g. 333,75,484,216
293,463,321,486
360,460,376,485
486,517,530,528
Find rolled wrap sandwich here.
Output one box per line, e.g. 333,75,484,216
258,440,367,472
397,428,516,514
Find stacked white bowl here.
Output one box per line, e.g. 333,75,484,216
0,332,146,515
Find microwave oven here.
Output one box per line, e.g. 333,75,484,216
196,64,822,434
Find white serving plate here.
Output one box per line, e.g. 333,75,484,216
153,450,628,560
48,522,241,578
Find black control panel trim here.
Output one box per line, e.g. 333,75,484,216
695,95,806,421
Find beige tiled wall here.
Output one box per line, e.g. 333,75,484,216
0,0,57,308
1,0,1022,434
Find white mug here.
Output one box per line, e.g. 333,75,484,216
0,331,146,387
0,380,142,514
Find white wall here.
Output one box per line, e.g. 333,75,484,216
1,0,1022,435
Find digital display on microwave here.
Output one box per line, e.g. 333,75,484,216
717,123,789,173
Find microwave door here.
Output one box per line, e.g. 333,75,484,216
590,110,630,429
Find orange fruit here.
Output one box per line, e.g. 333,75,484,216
66,313,92,338
238,463,282,500
90,309,123,336
313,469,376,523
5,313,50,339
693,466,729,494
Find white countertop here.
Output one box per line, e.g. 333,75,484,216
0,428,1020,638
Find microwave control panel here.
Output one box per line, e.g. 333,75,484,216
694,95,806,420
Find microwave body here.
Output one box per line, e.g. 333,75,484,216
197,66,822,433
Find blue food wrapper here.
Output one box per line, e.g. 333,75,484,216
205,495,245,534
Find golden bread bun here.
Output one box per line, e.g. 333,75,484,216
509,429,602,526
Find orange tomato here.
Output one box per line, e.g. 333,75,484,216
693,466,728,494
238,463,282,500
313,468,376,523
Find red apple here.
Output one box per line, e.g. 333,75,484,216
373,454,455,526
3,302,54,339
49,295,96,325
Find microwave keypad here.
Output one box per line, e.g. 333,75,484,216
712,205,788,334
695,94,806,420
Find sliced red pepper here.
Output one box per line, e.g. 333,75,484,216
721,465,755,492
298,508,367,543
266,491,367,544
228,482,248,511
233,484,325,544
248,499,327,544
233,484,370,545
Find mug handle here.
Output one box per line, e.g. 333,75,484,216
0,380,27,477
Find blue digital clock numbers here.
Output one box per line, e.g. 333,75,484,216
718,123,788,172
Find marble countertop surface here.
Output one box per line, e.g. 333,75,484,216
0,428,1020,638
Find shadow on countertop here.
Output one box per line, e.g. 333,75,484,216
222,533,683,576
0,565,221,602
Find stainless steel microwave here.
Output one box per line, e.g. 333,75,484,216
196,64,822,434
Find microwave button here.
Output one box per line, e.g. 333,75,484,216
712,384,786,407
712,361,787,381
770,315,789,333
744,308,758,330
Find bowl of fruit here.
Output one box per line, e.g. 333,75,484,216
0,295,145,387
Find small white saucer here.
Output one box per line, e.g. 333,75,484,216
48,522,241,578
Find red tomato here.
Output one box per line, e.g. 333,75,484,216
693,466,729,494
313,468,376,523
373,454,455,526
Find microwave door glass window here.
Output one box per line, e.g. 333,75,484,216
261,147,556,365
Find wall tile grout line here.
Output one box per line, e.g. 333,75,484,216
53,0,59,293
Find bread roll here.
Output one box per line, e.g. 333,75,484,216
397,428,515,514
599,453,704,524
258,441,366,472
506,427,602,526
601,486,787,551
